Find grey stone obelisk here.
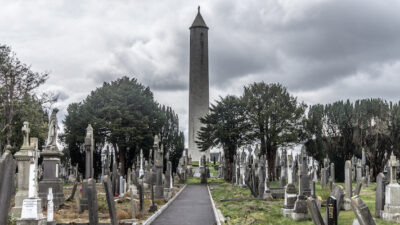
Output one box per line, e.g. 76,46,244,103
188,6,209,162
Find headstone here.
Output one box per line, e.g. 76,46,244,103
329,163,335,190
87,178,99,225
356,162,362,183
149,182,157,212
103,176,118,225
343,160,352,210
74,188,82,213
382,152,400,222
375,173,385,218
290,148,310,221
351,196,376,225
139,184,144,213
281,183,297,217
327,196,338,225
39,109,65,208
0,150,16,224
355,179,363,196
47,188,55,224
129,186,138,219
365,165,370,187
322,185,344,224
154,137,164,199
200,154,207,184
307,197,324,225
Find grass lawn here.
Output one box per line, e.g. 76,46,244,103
209,180,394,225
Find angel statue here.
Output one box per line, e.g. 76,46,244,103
46,108,59,147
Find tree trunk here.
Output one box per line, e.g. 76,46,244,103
119,147,126,176
225,153,233,182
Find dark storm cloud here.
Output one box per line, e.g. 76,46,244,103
206,0,400,92
3,0,400,145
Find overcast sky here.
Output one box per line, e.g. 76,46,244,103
2,0,400,147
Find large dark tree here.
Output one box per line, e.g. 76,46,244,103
242,82,306,180
197,95,252,181
0,45,50,153
62,76,184,177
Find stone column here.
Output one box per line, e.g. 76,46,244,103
343,160,352,211
12,122,34,217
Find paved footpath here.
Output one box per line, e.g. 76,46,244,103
151,184,216,225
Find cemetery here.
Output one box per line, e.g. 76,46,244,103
2,1,400,225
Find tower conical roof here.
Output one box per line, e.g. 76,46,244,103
190,7,208,29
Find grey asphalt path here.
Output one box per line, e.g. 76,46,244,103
151,184,216,225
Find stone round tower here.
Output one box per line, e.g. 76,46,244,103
188,7,209,162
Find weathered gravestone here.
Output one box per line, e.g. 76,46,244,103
47,188,55,225
281,183,297,217
355,178,363,196
103,176,118,225
375,173,385,218
343,160,352,210
351,196,376,225
0,150,16,225
87,178,99,225
154,137,164,199
130,186,138,220
307,197,324,225
382,152,400,222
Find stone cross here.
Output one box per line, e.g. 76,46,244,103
22,121,30,147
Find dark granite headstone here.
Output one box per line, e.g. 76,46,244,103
326,196,337,225
0,151,16,225
103,176,118,225
375,173,385,218
87,178,99,225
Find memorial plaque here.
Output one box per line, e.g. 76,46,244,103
21,199,39,219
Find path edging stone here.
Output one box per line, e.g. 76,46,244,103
207,185,222,225
142,184,187,225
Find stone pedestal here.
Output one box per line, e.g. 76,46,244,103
12,147,33,217
38,150,64,208
291,196,310,221
17,198,47,225
382,183,400,222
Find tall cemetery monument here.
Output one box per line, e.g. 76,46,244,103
188,7,210,162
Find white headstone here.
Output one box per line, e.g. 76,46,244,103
47,188,54,222
28,161,36,198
